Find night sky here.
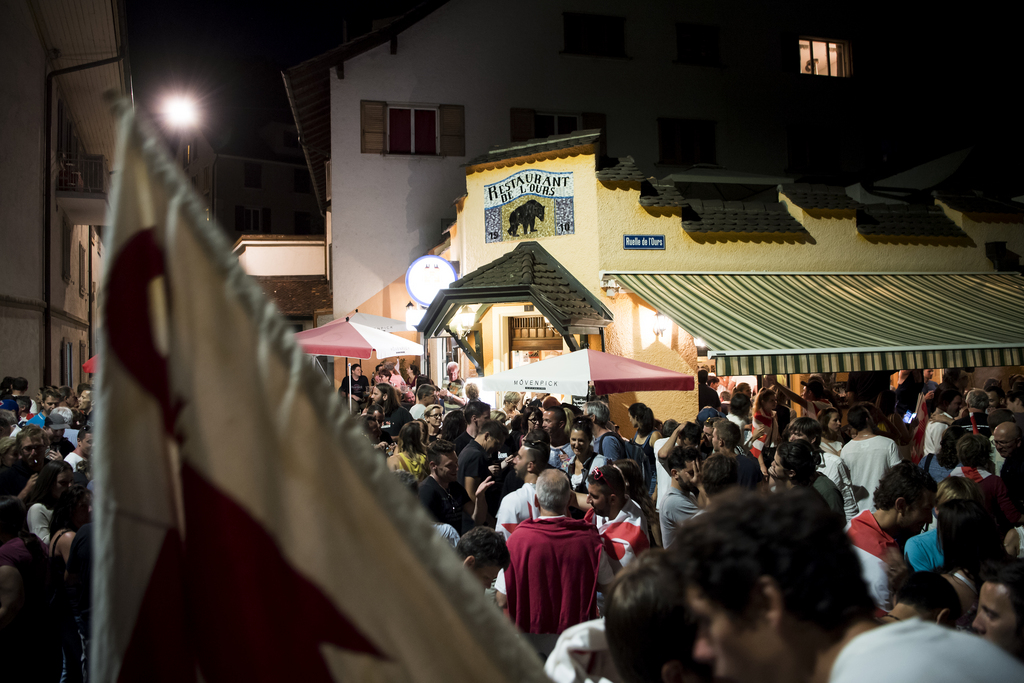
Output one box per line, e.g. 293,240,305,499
126,0,420,129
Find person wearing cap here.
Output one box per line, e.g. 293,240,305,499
45,407,76,457
768,376,833,419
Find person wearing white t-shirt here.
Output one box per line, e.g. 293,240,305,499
924,390,964,456
496,439,547,538
841,405,902,513
408,384,437,420
673,488,1024,683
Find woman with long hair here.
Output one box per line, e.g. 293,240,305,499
818,408,845,457
387,421,429,481
750,389,780,476
422,404,443,444
48,485,92,683
25,459,73,544
627,403,662,495
0,437,17,474
370,382,414,438
568,417,605,513
0,495,59,680
614,457,661,548
938,498,1006,630
919,426,966,483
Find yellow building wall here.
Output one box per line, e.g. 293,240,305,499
455,149,1024,432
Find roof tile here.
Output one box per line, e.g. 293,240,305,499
933,192,1024,218
856,204,966,237
778,183,860,211
682,199,808,234
596,156,646,183
254,276,332,317
466,130,602,168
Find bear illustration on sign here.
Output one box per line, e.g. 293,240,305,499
508,199,545,237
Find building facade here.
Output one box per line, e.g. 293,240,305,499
0,0,130,388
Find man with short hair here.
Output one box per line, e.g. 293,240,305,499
697,369,721,411
0,425,48,499
496,438,547,538
455,526,510,589
989,386,1007,413
673,489,1024,683
45,407,75,457
604,550,712,683
457,419,508,529
847,462,937,613
418,439,492,535
711,420,762,490
841,404,903,513
771,440,844,517
25,388,61,426
585,465,649,572
495,469,614,635
997,421,1024,511
9,377,29,396
953,389,991,436
454,400,490,454
408,383,436,419
879,571,962,626
697,454,738,507
974,560,1024,660
542,407,573,472
65,426,93,477
1008,390,1024,435
584,401,624,462
659,447,702,549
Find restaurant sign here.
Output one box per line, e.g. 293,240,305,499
484,170,574,243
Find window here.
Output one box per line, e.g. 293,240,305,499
563,13,626,58
244,162,262,188
657,119,716,166
387,107,437,155
534,113,580,139
360,101,465,156
61,216,72,282
61,340,73,387
294,168,312,193
294,211,312,235
676,23,719,66
799,38,850,77
235,206,263,232
78,244,86,297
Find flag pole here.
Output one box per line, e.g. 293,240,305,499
347,358,352,413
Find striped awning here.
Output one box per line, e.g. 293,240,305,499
612,272,1024,376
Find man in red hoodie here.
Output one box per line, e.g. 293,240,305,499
495,469,614,634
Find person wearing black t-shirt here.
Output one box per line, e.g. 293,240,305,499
457,420,509,529
453,400,491,455
339,365,370,408
419,439,493,535
697,369,721,411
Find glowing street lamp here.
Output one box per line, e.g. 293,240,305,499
163,96,198,128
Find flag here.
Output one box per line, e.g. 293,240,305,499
749,431,768,462
583,499,650,569
92,100,548,683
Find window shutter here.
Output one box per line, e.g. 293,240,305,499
235,205,244,231
510,108,535,142
439,105,465,157
262,207,272,233
581,112,607,157
360,100,386,154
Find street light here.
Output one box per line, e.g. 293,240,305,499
163,96,198,128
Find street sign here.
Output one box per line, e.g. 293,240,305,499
623,234,665,250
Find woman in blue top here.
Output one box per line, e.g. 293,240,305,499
905,476,982,572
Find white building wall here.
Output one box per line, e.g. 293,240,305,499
328,0,856,315
235,242,326,276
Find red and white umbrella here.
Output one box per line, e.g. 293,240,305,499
479,349,694,395
294,319,423,358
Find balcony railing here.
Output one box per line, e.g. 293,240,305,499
57,154,108,194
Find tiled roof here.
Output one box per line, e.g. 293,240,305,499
778,184,860,211
856,205,966,237
255,276,332,317
681,199,808,234
466,130,602,168
596,156,646,183
933,192,1024,218
639,178,686,208
451,243,607,322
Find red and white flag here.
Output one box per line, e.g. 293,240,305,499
92,101,547,683
583,498,650,570
496,482,538,539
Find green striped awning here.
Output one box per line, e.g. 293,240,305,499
613,272,1024,376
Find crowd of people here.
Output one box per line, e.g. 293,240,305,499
355,364,1024,681
6,361,1024,682
0,377,94,682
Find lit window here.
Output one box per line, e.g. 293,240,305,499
388,107,437,155
799,38,850,77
